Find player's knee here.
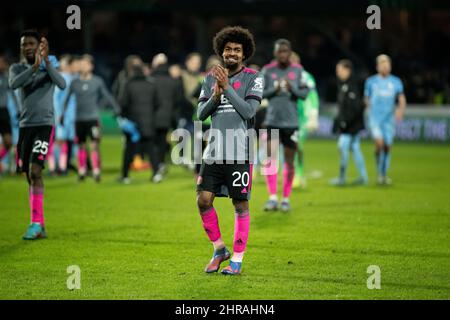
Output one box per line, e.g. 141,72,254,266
338,143,348,153
233,200,249,215
29,166,42,182
2,135,12,149
90,142,98,151
197,194,213,212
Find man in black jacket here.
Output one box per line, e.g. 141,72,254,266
331,60,368,186
119,65,159,183
151,54,184,182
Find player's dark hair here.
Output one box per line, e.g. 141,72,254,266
124,54,141,69
274,38,291,50
82,54,94,64
185,52,201,63
337,59,353,71
59,54,72,64
20,29,40,42
213,26,255,61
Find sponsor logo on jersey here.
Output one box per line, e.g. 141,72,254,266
251,77,264,92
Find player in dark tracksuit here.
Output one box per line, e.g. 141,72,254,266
196,27,264,275
9,30,66,240
261,39,309,212
62,54,120,182
330,59,368,186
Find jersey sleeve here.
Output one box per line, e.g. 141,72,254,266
198,75,212,103
98,77,120,114
8,64,34,89
364,78,372,98
245,73,264,102
396,78,404,96
304,72,316,90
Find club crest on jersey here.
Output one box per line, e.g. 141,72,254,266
82,84,89,91
288,71,296,80
232,81,241,90
252,77,264,92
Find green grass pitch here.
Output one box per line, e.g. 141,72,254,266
0,137,449,299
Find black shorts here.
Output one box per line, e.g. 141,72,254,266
0,108,12,135
17,125,53,173
76,120,101,144
267,126,298,150
197,162,253,201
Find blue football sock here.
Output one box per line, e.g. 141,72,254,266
338,135,351,181
382,151,391,177
352,139,368,181
376,151,384,177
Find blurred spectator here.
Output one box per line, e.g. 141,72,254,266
119,65,159,184
112,55,143,103
151,53,184,182
180,53,203,134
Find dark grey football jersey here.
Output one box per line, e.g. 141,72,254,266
66,75,119,121
9,62,66,127
0,73,8,108
262,62,308,129
198,67,264,162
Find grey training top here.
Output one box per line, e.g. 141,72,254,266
261,62,309,129
198,67,264,162
0,73,8,108
65,75,120,121
9,62,66,127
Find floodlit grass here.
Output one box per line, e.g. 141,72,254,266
1,137,449,299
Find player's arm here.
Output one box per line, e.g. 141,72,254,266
99,78,121,116
39,37,66,89
60,82,74,124
215,66,262,120
287,69,309,100
8,64,37,89
118,82,130,117
305,77,320,131
396,93,407,121
261,68,279,99
223,86,260,120
46,63,66,90
197,76,220,121
363,78,371,108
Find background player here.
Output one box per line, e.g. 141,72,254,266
196,26,264,275
261,39,309,212
48,54,78,175
9,30,66,239
364,54,406,185
330,59,368,186
0,55,18,167
62,54,120,182
289,52,319,189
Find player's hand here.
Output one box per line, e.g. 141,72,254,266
212,81,223,103
40,37,50,63
395,108,404,122
284,78,292,91
273,80,281,93
213,65,229,90
32,50,42,71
